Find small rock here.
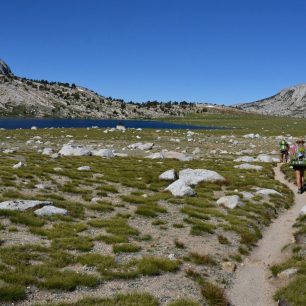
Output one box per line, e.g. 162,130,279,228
34,205,68,216
165,179,195,197
216,195,242,209
234,163,263,171
128,142,154,150
59,144,91,156
277,268,298,280
234,156,256,163
13,162,24,169
159,169,177,181
0,200,52,211
300,205,306,216
222,261,237,273
256,188,281,196
77,166,91,171
92,149,114,158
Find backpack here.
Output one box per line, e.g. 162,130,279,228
279,140,287,151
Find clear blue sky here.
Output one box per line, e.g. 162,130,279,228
1,0,306,104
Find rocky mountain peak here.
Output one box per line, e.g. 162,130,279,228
236,84,306,118
0,59,13,77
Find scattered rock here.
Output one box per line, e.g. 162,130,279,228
234,163,263,171
59,144,91,156
300,205,306,216
255,188,281,196
192,147,201,155
277,268,298,280
3,149,16,154
243,133,260,139
234,156,256,163
128,142,154,150
77,166,91,171
240,191,254,200
92,149,114,158
0,200,52,211
42,148,53,155
34,205,68,216
159,169,177,181
162,151,192,161
146,152,164,159
256,154,275,163
165,179,195,197
222,261,237,273
216,195,242,209
179,168,225,185
13,161,24,169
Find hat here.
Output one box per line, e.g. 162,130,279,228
296,139,305,143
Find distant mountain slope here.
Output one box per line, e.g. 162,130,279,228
0,58,243,118
236,84,306,117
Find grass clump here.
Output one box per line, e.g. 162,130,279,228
188,252,217,266
88,217,139,236
42,292,159,306
136,256,180,276
0,284,26,302
96,234,128,244
42,271,99,291
174,239,185,249
167,299,201,306
274,275,306,306
51,236,93,251
113,243,141,253
186,269,228,306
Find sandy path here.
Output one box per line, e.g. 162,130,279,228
227,164,304,306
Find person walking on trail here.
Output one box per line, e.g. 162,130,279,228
289,139,306,193
279,139,289,163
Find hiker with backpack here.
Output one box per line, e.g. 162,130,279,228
289,139,306,193
279,139,289,163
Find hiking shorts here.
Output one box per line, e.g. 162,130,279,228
280,150,288,154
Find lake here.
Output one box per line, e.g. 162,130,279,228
0,118,222,130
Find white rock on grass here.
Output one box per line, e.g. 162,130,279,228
159,169,177,181
240,191,254,200
256,154,279,163
243,133,260,139
192,147,201,155
13,162,24,169
3,149,16,154
146,152,164,159
179,168,225,185
162,151,192,161
256,188,281,196
128,142,154,150
42,148,53,155
277,268,298,280
165,179,195,197
114,153,128,157
34,205,67,216
0,200,52,211
299,205,306,216
35,184,47,189
59,144,91,156
92,149,114,158
234,156,256,163
234,163,263,171
77,166,91,171
216,195,242,209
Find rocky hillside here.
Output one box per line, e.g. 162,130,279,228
236,84,306,117
0,59,238,119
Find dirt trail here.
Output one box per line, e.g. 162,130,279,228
227,164,304,306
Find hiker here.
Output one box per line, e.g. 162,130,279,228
290,139,306,193
279,139,289,163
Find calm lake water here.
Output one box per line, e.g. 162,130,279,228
0,118,222,130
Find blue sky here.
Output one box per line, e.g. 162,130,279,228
1,0,306,104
